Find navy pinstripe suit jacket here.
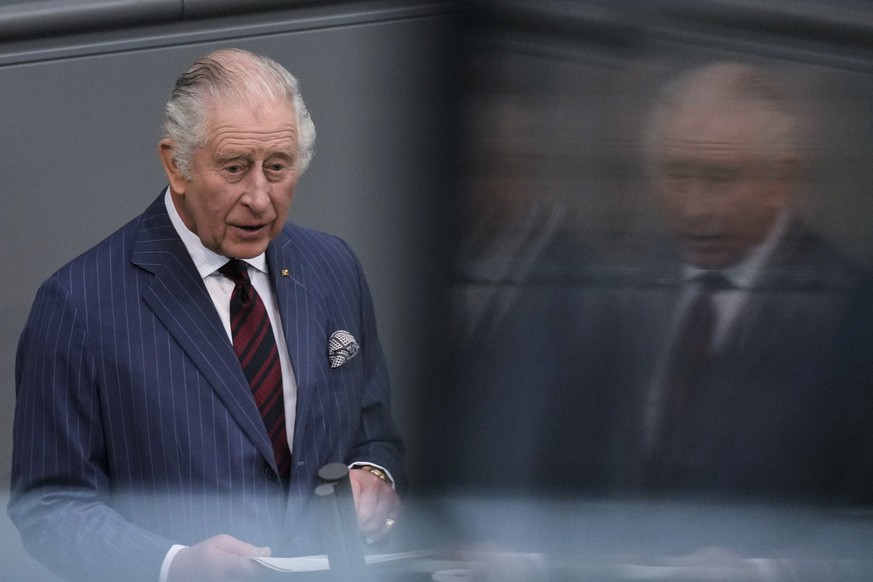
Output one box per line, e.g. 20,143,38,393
9,194,405,581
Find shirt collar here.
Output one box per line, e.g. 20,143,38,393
163,187,268,279
683,209,791,289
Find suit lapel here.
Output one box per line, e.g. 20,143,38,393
267,231,327,462
131,196,277,469
719,220,812,364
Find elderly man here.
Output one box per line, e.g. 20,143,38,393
622,62,873,500
9,49,404,581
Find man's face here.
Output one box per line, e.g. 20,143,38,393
161,97,299,259
653,101,789,269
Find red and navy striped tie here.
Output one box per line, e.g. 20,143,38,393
219,259,291,481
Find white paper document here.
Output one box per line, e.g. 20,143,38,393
253,549,436,573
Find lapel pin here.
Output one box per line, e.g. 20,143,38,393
281,268,289,277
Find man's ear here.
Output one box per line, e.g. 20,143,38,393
158,139,187,194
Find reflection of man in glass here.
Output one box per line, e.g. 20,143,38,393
649,63,793,271
628,62,873,501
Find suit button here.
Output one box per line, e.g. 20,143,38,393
265,467,278,480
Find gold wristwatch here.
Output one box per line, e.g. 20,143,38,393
357,464,392,484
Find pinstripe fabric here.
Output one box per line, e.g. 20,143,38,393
9,194,405,582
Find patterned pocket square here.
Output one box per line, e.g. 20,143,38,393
328,330,360,368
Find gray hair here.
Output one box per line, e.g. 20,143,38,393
163,48,316,179
644,62,798,169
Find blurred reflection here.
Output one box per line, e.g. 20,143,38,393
436,48,614,498
454,98,562,344
623,62,873,500
447,56,873,501
429,5,873,575
453,57,569,347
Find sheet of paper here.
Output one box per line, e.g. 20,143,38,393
253,549,437,572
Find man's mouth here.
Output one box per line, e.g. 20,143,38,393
232,223,268,236
684,234,724,247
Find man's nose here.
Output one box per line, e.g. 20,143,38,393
682,178,721,217
243,166,271,211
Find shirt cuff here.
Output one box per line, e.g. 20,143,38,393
159,544,187,582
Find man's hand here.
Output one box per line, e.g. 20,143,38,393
168,534,271,582
349,468,401,541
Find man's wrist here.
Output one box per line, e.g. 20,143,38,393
349,462,395,489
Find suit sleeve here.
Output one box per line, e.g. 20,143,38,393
8,275,174,582
343,246,407,494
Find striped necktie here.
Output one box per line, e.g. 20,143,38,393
219,259,291,480
646,271,730,487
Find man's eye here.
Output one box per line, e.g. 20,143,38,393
222,160,249,175
706,169,739,183
266,161,290,173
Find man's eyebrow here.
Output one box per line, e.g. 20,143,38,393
215,151,249,164
268,147,297,158
214,144,297,163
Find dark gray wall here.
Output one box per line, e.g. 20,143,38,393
0,2,457,578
